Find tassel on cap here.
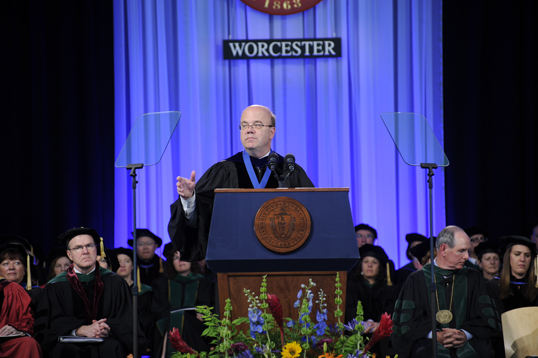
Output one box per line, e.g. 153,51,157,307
386,262,392,286
137,266,141,292
26,253,31,290
159,255,163,274
100,237,106,259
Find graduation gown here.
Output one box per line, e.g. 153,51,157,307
34,267,146,358
0,279,43,358
168,151,314,261
130,283,155,355
487,275,538,314
137,254,162,286
391,264,500,358
345,278,399,324
345,277,400,355
151,272,213,357
396,261,416,285
486,275,538,358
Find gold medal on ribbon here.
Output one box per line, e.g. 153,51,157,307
434,273,455,325
436,309,453,324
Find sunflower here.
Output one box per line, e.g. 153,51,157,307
281,341,302,358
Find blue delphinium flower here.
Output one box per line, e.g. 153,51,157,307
346,351,363,358
301,335,318,345
314,309,328,336
248,308,266,339
287,320,295,328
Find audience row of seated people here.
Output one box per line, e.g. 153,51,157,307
348,223,538,358
1,222,536,358
0,228,215,358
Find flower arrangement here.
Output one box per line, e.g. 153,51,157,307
169,273,394,358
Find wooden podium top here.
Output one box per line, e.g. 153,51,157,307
214,187,349,193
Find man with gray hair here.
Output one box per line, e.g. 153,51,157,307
391,225,500,357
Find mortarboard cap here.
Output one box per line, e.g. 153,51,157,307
128,229,163,248
405,233,428,245
358,244,388,266
354,224,377,239
474,241,500,261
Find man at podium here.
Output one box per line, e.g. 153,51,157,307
168,105,314,261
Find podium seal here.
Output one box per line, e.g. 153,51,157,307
254,197,311,253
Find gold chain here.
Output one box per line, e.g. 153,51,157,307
433,273,455,323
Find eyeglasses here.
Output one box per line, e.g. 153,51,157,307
356,233,374,239
68,243,96,252
137,241,155,247
470,236,487,244
239,123,274,130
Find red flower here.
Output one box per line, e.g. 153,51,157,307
267,293,285,347
169,327,197,355
363,313,394,354
267,294,283,328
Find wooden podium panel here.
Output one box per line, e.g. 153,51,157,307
217,271,347,326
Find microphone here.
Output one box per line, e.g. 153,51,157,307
267,152,279,172
284,153,295,172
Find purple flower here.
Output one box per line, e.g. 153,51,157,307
328,323,342,335
343,318,364,332
314,338,334,349
237,350,254,358
229,342,249,354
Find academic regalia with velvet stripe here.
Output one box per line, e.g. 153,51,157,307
34,267,146,358
151,272,213,357
168,151,314,262
391,264,500,358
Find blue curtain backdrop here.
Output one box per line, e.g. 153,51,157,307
113,0,445,268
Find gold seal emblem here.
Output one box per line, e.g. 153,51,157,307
254,197,311,253
436,310,453,324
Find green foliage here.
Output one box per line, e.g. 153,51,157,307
171,275,379,358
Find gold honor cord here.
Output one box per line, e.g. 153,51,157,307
434,274,454,324
386,262,393,286
26,254,31,290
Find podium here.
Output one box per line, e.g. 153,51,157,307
206,188,359,324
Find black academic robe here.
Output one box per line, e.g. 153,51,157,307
151,273,214,357
396,261,416,285
168,151,314,261
137,254,162,286
487,275,538,314
391,264,500,358
486,275,538,358
34,267,147,358
345,278,400,324
130,283,155,355
345,277,400,356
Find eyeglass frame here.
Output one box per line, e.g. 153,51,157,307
238,123,275,131
68,243,97,253
356,233,374,239
137,241,156,247
469,236,488,244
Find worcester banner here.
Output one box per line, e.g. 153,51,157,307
223,38,341,60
